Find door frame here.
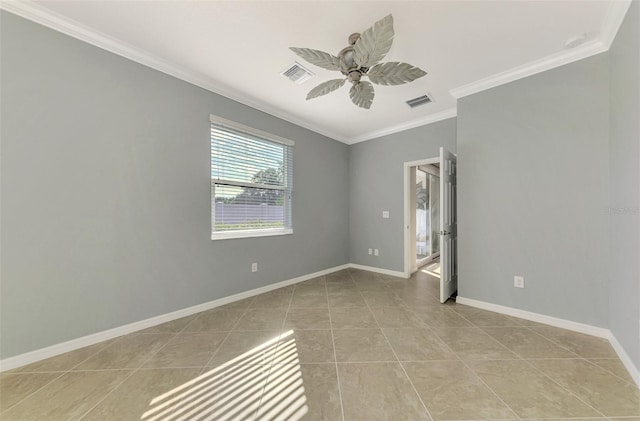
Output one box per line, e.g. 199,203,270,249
403,157,441,278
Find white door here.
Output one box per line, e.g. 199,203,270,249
440,147,457,303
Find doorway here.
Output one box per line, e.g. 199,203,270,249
415,164,440,268
404,157,440,276
403,148,458,303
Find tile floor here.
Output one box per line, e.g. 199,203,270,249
1,266,639,420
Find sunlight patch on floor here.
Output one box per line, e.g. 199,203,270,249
421,261,441,278
141,330,308,421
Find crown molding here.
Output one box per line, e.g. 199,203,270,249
450,0,631,99
450,40,607,99
0,0,632,143
600,0,632,48
0,0,349,144
346,108,457,144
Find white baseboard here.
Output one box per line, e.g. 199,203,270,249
456,296,640,389
455,297,610,338
6,268,638,389
607,331,640,388
347,263,407,278
0,264,349,372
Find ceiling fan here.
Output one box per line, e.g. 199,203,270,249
290,14,427,109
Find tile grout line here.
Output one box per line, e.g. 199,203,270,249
520,327,632,417
455,313,611,418
1,371,66,414
353,271,435,421
455,352,523,420
520,357,609,418
399,272,548,420
426,323,524,420
251,281,297,420
325,274,347,421
472,322,579,359
1,331,125,414
453,312,527,362
581,358,638,387
160,306,255,421
524,327,636,387
76,326,191,420
467,323,609,418
427,303,525,419
7,270,630,420
80,306,246,421
521,326,583,357
190,304,252,418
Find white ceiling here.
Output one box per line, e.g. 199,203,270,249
5,1,630,143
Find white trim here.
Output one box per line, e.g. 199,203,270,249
0,1,349,144
450,40,607,99
449,1,631,99
418,164,439,178
211,228,293,241
607,331,640,388
456,296,610,337
0,0,454,145
347,263,406,279
3,266,638,387
347,108,457,145
456,296,640,389
600,0,633,48
0,263,349,372
404,157,441,278
0,1,631,143
210,114,295,147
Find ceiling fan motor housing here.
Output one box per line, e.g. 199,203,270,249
339,34,369,84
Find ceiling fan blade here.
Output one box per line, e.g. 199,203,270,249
306,78,347,100
353,14,394,68
367,62,427,86
289,47,342,71
349,81,375,109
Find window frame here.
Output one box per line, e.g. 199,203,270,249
210,115,294,241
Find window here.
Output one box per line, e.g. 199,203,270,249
210,115,293,240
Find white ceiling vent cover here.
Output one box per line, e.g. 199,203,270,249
406,94,434,108
281,62,314,84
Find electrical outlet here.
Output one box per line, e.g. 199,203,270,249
514,276,524,288
252,262,258,273
374,249,379,256
382,211,390,219
368,248,372,255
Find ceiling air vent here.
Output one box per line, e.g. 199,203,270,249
406,94,434,108
281,62,314,84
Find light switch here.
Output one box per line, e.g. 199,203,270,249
382,211,390,219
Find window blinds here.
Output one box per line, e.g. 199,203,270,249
210,116,293,239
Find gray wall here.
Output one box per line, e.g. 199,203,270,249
348,119,457,272
457,54,610,327
609,0,640,368
0,12,349,359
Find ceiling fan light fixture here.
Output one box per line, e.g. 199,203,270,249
338,47,356,70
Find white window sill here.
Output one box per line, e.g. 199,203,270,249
211,228,293,241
